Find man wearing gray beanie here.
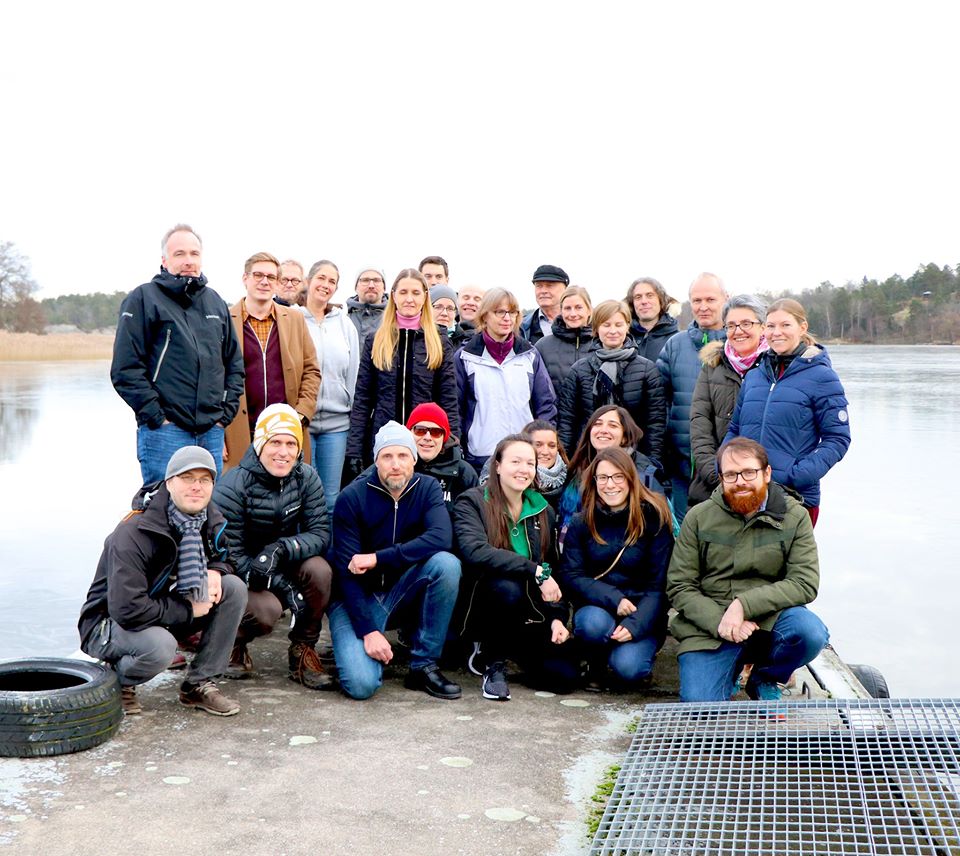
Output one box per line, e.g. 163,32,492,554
328,421,462,700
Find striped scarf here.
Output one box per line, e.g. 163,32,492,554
167,499,209,604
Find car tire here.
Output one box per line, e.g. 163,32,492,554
0,658,123,758
848,663,890,699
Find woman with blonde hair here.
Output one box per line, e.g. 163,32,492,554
454,288,556,471
535,285,594,394
726,298,850,525
346,269,459,471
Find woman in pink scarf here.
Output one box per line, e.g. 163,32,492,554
688,295,768,506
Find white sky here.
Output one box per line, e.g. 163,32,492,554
2,2,958,308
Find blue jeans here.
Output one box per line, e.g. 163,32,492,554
678,606,829,702
137,423,225,485
310,430,348,508
328,551,461,700
671,474,690,522
574,605,660,684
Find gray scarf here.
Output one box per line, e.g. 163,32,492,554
537,456,568,493
166,499,209,604
592,346,636,405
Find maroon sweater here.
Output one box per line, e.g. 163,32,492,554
243,321,286,431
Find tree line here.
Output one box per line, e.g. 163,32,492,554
2,240,959,342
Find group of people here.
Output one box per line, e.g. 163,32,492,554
80,223,851,717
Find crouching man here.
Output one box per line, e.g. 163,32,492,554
78,446,246,716
213,404,334,689
667,437,829,702
329,421,462,700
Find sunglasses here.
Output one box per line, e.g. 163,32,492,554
411,425,445,439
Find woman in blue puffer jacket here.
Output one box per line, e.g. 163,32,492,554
725,298,850,526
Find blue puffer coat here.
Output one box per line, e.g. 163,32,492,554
725,344,850,507
656,322,726,478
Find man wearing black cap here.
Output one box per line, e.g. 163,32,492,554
520,264,570,344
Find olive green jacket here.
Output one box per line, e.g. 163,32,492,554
666,481,819,655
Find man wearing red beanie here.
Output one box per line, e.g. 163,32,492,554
405,403,478,514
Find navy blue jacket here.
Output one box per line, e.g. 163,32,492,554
630,314,679,362
725,344,851,507
332,471,453,636
519,307,551,344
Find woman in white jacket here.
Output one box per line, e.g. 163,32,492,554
299,260,360,505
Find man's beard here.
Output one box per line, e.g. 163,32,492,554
383,475,410,493
725,482,768,516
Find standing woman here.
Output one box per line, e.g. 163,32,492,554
454,435,578,700
347,269,460,471
560,447,673,689
688,295,767,506
558,300,666,468
455,288,556,471
298,260,360,506
535,285,594,395
726,298,851,525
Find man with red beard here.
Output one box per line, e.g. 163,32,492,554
666,437,828,702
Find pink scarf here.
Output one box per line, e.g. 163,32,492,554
396,312,421,330
724,335,768,377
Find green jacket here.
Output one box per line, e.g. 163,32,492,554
666,481,819,655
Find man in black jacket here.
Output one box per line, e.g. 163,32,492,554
78,446,246,716
213,404,334,690
329,421,462,700
111,224,244,486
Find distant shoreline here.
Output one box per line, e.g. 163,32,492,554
0,331,114,361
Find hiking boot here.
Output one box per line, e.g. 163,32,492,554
225,643,254,679
317,643,336,666
289,642,334,691
168,651,188,670
179,680,240,716
467,641,487,677
121,685,142,715
481,661,511,701
746,679,783,702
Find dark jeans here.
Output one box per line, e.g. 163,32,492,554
81,574,247,687
574,605,661,685
236,556,332,647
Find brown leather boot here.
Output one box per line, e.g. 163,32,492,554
289,642,334,690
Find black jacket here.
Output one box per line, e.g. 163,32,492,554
111,269,244,432
449,320,476,348
212,445,331,578
346,296,387,345
535,318,594,397
630,314,679,362
557,345,667,465
347,328,460,463
558,504,673,640
78,483,234,645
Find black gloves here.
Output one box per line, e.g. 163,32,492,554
268,574,305,618
254,542,286,577
345,457,364,482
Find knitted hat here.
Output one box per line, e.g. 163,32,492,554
405,402,451,442
429,284,458,307
253,403,303,455
532,264,569,285
354,267,386,289
373,420,418,462
165,445,217,480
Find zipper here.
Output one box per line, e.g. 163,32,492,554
401,330,410,422
152,328,172,383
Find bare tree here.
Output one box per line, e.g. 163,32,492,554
0,241,44,332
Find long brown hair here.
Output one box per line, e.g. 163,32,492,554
483,434,551,558
580,447,671,545
568,405,643,477
371,269,444,371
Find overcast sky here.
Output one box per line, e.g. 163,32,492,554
2,2,958,308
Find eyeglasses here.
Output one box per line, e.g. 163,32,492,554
358,276,383,285
724,320,759,333
248,271,278,283
720,468,761,484
411,425,445,439
279,277,302,287
433,304,456,315
594,472,627,486
177,474,214,487
492,310,518,319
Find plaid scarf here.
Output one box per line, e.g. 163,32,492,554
166,499,209,604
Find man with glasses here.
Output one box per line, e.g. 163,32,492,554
223,252,320,471
275,259,305,306
347,267,388,344
666,437,828,703
112,224,244,485
79,446,247,716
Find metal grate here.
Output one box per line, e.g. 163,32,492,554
591,699,960,855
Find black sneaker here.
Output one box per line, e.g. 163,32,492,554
482,661,511,701
467,641,487,677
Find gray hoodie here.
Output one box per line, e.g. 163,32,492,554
298,304,361,434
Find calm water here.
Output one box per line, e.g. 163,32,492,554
1,347,957,697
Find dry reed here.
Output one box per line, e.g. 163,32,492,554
0,331,114,361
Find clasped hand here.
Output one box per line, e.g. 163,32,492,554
717,598,758,643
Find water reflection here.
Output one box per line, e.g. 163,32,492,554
0,366,45,464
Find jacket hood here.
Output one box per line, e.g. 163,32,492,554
686,320,726,350
632,314,678,339
346,295,388,312
153,268,209,303
549,316,593,343
417,441,466,477
761,342,830,379
698,339,725,368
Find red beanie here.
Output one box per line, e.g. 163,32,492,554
406,402,451,441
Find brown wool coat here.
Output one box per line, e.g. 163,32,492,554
223,300,321,471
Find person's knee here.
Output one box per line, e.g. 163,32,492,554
338,666,382,700
424,552,461,587
219,573,248,608
486,576,524,606
574,606,613,642
244,591,283,637
135,628,178,676
299,556,333,595
609,648,654,684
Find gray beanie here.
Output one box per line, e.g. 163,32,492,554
429,284,458,306
373,420,418,462
165,445,217,480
